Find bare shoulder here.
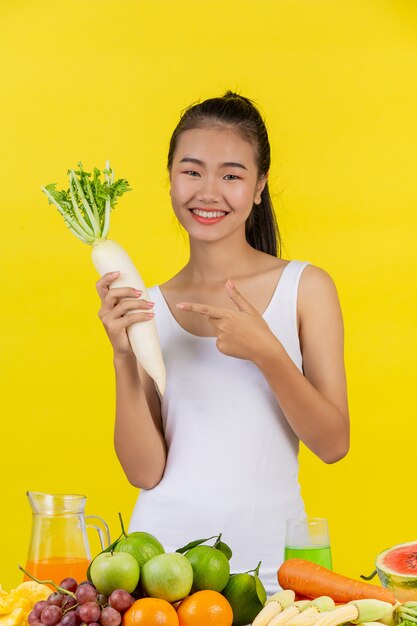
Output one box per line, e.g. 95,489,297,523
299,263,338,290
299,264,340,304
297,264,343,327
296,263,348,429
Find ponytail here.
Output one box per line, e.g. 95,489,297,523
245,183,280,257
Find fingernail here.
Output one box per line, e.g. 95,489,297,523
227,279,234,289
145,312,155,318
111,271,120,276
134,289,143,297
176,303,186,309
145,301,154,308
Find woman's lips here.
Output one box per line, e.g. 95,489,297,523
189,208,228,225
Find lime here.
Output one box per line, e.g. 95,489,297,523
114,531,165,569
222,571,265,625
185,545,230,592
140,552,193,603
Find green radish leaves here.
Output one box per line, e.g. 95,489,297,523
42,162,131,243
44,184,74,215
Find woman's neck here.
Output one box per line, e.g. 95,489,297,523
183,236,261,286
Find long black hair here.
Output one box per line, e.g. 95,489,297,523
167,91,281,257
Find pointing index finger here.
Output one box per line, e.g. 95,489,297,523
226,278,256,313
176,302,225,318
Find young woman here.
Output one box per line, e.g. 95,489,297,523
96,92,349,594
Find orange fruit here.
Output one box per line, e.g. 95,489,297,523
176,590,233,625
122,597,179,626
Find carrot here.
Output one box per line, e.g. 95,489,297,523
278,559,397,605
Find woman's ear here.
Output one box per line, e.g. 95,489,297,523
254,172,269,204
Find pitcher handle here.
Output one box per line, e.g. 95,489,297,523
86,515,111,551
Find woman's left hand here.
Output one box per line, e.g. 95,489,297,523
176,279,277,362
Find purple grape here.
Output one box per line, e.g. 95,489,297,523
75,584,97,604
108,590,132,613
100,607,121,626
62,596,77,612
48,593,64,607
59,578,78,593
60,614,81,626
33,602,48,619
28,611,39,624
78,581,95,587
76,602,101,624
41,605,62,626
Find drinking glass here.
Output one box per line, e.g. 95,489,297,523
284,517,333,570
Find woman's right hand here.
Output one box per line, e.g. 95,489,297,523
96,271,154,357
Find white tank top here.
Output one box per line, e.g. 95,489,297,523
129,260,309,595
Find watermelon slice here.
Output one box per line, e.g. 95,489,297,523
376,541,417,602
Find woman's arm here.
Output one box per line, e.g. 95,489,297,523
177,268,349,464
113,355,167,488
255,265,349,463
96,272,167,488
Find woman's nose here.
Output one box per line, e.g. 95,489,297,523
195,176,220,203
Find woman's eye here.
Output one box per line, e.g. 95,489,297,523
183,171,239,180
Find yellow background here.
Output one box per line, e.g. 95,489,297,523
1,0,416,591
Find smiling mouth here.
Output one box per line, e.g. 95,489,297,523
190,209,228,218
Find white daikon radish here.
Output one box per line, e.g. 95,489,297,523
41,161,166,395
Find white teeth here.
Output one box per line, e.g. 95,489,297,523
191,209,227,218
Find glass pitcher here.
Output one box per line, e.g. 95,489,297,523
25,492,111,583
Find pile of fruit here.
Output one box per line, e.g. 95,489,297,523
12,528,417,626
83,525,266,625
19,521,266,626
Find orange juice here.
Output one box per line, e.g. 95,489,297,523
24,557,90,585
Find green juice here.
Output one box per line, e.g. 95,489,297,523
284,545,333,570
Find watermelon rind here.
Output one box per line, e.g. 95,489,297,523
376,541,417,602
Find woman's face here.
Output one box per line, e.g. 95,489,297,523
169,126,267,242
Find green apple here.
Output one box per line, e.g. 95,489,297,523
140,552,193,602
90,551,140,595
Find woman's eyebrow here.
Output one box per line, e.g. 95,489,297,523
179,157,248,170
